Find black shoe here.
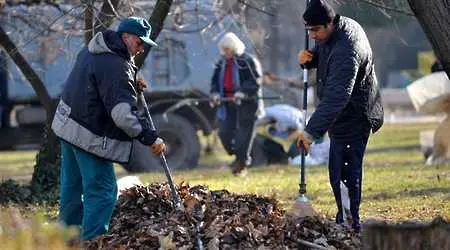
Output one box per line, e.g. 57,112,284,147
228,159,238,169
352,223,361,233
335,211,344,224
231,161,248,176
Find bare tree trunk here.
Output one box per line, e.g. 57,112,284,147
94,0,121,34
407,0,450,77
135,0,173,68
84,0,94,44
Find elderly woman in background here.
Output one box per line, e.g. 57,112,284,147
210,32,263,176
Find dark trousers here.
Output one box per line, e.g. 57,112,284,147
328,135,369,229
218,103,256,166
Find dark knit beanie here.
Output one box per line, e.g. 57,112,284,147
303,0,335,26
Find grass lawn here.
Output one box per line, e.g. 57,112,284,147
0,123,449,223
0,150,36,179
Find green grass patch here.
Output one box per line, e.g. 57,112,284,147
367,123,437,149
364,150,424,166
0,150,36,178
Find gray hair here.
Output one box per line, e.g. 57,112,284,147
218,32,246,56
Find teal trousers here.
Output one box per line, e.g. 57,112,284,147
59,140,117,240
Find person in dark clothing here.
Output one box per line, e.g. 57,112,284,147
52,17,166,240
210,32,264,176
296,0,384,232
431,58,444,73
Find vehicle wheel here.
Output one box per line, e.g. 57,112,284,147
122,113,201,172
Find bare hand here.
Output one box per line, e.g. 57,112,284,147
296,131,313,155
136,76,147,91
298,50,313,65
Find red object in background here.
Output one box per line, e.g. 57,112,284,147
223,59,234,97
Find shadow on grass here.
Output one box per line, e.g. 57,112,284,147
366,187,450,201
366,145,421,153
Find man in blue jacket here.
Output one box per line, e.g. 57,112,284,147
52,17,166,240
296,0,384,232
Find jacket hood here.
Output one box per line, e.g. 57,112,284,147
88,30,130,60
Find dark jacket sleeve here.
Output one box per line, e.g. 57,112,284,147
238,55,261,96
95,57,157,145
210,60,221,94
305,46,359,139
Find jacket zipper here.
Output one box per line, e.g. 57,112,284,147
102,137,107,150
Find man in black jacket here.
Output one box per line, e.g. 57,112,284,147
52,17,166,240
296,0,384,231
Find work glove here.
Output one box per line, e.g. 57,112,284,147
296,131,314,155
233,91,246,105
298,49,313,65
150,137,166,156
209,93,221,107
136,76,147,91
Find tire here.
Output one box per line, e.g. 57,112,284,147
122,113,201,172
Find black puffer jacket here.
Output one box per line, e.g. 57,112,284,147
304,15,384,141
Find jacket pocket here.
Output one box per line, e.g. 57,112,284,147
54,100,71,124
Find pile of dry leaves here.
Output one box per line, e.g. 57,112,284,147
85,183,360,249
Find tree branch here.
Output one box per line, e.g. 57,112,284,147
94,0,121,34
237,0,275,17
135,0,173,69
357,0,414,16
3,4,83,52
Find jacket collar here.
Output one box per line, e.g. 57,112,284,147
88,30,131,61
325,15,341,46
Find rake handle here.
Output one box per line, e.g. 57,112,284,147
138,91,183,210
299,0,311,196
208,96,282,102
